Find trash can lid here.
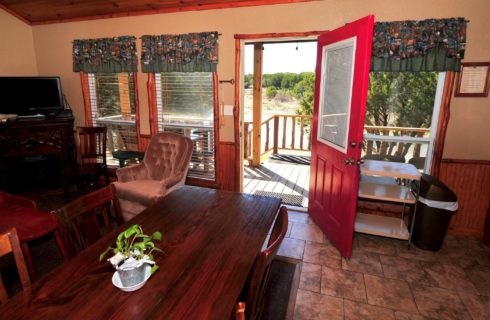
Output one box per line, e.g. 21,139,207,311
418,174,457,202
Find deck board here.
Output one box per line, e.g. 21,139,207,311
244,159,310,207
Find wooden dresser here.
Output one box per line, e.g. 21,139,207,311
0,117,75,192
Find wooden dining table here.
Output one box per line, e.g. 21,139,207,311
0,186,281,319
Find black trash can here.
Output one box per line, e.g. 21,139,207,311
411,174,458,251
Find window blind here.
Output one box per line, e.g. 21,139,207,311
87,73,138,165
155,73,216,181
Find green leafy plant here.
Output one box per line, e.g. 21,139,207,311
100,224,164,273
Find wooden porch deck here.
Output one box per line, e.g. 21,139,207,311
243,159,310,207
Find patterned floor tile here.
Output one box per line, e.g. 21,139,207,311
299,262,321,293
394,311,427,320
294,289,343,320
278,237,306,260
303,241,341,268
466,266,490,296
421,261,478,294
458,291,490,320
343,299,395,320
355,233,397,255
321,266,366,302
288,211,309,224
364,274,418,313
342,250,383,275
379,255,430,285
411,284,472,320
290,222,325,243
394,242,437,262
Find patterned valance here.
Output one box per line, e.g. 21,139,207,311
141,32,219,73
371,18,467,72
73,36,138,73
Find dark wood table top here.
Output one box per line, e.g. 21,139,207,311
0,186,281,320
0,206,57,242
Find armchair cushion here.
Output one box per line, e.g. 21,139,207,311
113,180,166,207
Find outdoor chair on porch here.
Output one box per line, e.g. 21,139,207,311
113,132,193,222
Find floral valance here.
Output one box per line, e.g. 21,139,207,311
371,18,467,72
73,36,138,73
141,32,219,73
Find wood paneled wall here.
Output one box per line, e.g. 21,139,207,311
138,134,151,151
438,159,490,237
218,141,236,191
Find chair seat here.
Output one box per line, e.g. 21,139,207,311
113,180,165,207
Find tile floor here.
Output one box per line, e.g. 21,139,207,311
280,210,490,320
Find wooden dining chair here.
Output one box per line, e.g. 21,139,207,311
245,206,288,320
235,302,246,320
0,228,30,304
54,184,123,257
64,126,109,196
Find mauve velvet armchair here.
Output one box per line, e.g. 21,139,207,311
113,132,193,221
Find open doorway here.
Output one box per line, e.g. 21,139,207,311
241,40,317,208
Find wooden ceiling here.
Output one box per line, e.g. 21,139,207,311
0,0,313,25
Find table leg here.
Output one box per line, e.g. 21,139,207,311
20,242,36,281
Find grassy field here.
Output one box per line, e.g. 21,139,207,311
243,89,302,122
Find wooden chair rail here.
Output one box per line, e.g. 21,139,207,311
0,228,30,305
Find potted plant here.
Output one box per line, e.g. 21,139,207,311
100,224,164,288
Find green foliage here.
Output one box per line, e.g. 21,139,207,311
294,72,315,117
266,86,278,99
244,74,253,89
366,72,437,128
99,224,164,272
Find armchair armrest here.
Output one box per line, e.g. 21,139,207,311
161,171,186,190
116,163,149,182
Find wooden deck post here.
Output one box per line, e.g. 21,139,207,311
273,115,279,154
252,43,263,167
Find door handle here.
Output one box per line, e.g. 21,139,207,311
344,157,355,165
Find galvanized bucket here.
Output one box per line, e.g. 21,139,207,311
117,263,146,287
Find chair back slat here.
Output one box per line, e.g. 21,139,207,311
76,126,107,166
54,184,123,257
0,228,31,304
246,206,288,320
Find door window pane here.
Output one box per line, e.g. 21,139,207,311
318,38,355,152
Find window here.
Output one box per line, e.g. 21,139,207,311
363,72,445,173
85,72,139,164
154,72,216,181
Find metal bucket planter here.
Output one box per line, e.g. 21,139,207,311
117,263,146,287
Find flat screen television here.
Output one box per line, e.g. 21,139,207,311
0,76,64,116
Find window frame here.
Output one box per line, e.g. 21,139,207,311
80,72,141,162
362,72,446,174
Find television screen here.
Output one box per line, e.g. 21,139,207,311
0,77,64,115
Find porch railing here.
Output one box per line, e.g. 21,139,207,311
243,115,431,168
363,126,431,163
244,115,312,161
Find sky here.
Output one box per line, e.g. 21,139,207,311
244,41,317,75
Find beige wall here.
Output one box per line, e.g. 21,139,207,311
0,9,37,75
7,0,488,160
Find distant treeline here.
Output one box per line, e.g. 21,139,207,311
244,72,314,90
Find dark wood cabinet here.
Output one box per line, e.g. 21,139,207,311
0,118,75,193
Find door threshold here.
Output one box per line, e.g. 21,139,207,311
284,205,308,213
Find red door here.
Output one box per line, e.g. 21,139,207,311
308,16,374,258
